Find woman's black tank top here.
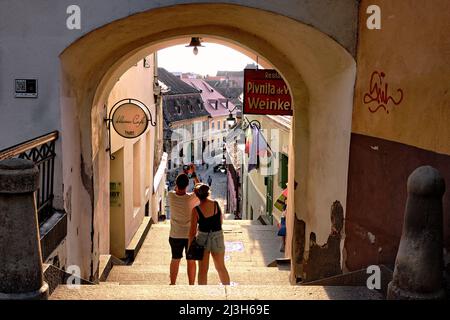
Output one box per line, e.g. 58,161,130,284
196,201,222,232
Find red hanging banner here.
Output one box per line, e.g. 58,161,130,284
243,69,293,116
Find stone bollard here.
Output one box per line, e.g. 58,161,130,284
0,158,49,300
387,166,446,300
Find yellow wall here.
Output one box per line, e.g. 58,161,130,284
244,115,291,224
353,0,450,155
107,55,157,258
110,148,125,257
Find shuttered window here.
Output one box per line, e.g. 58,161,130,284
278,153,289,188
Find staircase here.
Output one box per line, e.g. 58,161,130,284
50,220,382,300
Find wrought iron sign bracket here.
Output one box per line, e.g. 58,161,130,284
242,118,262,131
104,98,156,160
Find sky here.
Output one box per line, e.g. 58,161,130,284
157,43,258,77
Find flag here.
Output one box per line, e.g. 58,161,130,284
244,127,252,155
247,127,259,172
257,130,271,158
274,188,288,212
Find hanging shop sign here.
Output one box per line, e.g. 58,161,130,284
243,69,292,116
105,98,156,160
111,102,149,139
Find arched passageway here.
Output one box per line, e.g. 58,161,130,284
59,3,355,281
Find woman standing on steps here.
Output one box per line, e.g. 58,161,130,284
188,183,230,285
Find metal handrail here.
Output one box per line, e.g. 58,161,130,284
0,131,58,160
0,131,59,225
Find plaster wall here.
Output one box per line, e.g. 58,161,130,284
0,1,357,279
352,0,450,155
0,0,358,147
345,0,450,271
106,55,157,258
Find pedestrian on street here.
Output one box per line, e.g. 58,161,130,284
188,184,230,285
167,165,200,285
278,211,287,252
207,175,212,187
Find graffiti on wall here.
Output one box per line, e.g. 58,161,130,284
363,71,404,114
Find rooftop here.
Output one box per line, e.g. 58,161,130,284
181,78,238,117
157,68,201,95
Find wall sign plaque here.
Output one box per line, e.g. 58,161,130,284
15,79,38,98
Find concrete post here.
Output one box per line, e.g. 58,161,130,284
0,158,49,300
387,166,446,300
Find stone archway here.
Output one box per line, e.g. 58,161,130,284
59,3,355,281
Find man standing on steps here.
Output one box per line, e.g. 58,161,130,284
167,164,200,285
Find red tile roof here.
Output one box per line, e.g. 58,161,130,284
181,78,237,117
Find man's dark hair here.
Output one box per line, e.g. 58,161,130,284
176,174,189,190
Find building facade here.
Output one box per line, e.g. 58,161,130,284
241,115,291,226
159,68,210,170
107,55,166,258
0,0,448,284
181,77,238,162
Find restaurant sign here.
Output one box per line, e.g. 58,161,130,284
243,69,292,116
111,100,149,139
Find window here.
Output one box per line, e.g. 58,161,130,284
218,121,221,130
278,153,289,188
133,140,141,210
223,121,227,129
212,121,215,130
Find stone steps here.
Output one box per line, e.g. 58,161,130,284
49,219,384,300
107,266,290,285
50,284,383,300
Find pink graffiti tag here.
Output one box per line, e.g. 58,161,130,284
363,71,404,114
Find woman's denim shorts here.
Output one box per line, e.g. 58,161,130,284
197,230,225,253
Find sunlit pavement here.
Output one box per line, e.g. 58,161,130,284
51,160,383,300
51,219,382,299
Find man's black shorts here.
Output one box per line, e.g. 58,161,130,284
169,237,189,259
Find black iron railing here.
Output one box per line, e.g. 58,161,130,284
0,131,58,225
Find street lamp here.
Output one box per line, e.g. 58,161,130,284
226,105,240,127
186,37,204,56
226,113,237,127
